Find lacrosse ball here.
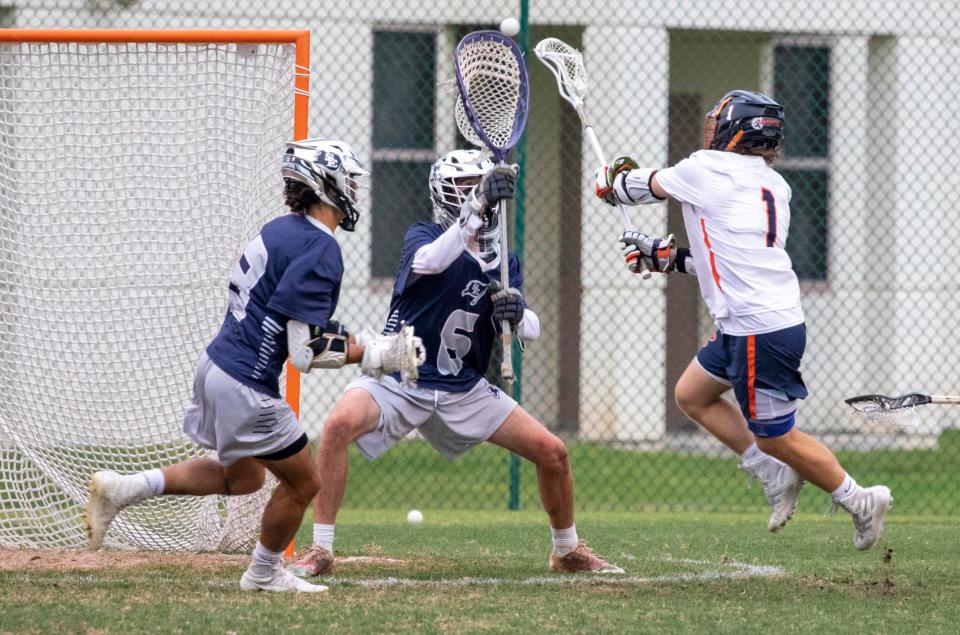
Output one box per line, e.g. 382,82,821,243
499,17,520,37
407,509,423,524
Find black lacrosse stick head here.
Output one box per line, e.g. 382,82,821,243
844,392,932,413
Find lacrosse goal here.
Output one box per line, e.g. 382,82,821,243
0,29,309,551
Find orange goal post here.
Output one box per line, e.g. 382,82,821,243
0,29,309,553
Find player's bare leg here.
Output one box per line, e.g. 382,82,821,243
756,429,892,550
487,406,622,573
675,361,753,454
675,360,803,532
86,458,265,549
289,388,381,577
239,445,327,592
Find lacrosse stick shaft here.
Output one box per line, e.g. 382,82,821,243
498,196,515,384
584,124,633,231
930,395,960,405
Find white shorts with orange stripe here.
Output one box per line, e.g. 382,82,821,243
695,324,809,437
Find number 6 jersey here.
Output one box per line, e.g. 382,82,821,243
655,149,804,336
383,222,524,393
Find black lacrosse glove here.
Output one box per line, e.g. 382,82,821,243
487,281,524,327
307,319,350,355
474,165,518,211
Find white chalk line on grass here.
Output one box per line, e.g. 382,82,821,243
324,558,783,589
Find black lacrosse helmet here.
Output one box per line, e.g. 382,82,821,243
707,90,785,152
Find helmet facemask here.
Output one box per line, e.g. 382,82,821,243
429,150,498,254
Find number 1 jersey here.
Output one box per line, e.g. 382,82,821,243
383,222,523,393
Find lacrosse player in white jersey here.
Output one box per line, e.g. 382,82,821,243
595,90,892,550
289,149,621,578
84,139,424,593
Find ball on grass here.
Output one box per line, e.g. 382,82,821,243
499,17,520,37
407,509,423,524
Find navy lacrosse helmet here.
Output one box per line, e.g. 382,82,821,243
705,90,784,153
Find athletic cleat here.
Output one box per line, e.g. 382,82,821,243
240,567,329,593
549,540,624,574
739,456,804,532
85,471,149,550
836,485,893,550
288,545,336,577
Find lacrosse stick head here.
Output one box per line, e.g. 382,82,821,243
844,392,932,414
533,37,588,114
454,30,529,163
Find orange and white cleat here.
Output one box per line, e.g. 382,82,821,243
287,545,336,577
549,540,624,574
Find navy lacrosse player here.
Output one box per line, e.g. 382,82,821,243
85,139,423,593
291,150,621,577
595,91,891,549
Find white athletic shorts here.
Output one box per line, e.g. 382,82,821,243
182,352,306,465
351,375,518,460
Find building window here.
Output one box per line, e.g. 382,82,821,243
773,44,830,281
371,30,437,279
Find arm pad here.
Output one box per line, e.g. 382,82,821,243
614,168,666,206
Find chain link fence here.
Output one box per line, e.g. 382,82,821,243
6,1,959,516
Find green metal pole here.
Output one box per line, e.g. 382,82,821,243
508,0,529,512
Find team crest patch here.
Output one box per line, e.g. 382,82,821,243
461,280,487,306
315,150,342,171
751,117,781,129
488,385,501,399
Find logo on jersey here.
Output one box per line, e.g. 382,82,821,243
488,385,501,399
461,280,487,306
315,150,342,171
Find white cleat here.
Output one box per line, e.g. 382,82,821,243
85,471,149,550
739,456,805,532
240,567,329,593
838,485,893,551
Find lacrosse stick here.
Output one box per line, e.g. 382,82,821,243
534,37,633,231
845,392,960,415
454,30,529,385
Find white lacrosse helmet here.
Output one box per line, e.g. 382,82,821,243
429,149,500,252
282,138,368,231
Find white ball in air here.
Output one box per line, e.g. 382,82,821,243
407,509,423,524
499,17,520,37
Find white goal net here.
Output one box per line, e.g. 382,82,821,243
0,35,301,551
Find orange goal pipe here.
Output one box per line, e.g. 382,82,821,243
0,27,312,560
0,29,310,44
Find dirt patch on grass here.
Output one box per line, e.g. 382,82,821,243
0,549,247,573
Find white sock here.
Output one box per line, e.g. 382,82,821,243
248,540,283,580
551,524,579,557
740,443,764,463
831,473,860,503
142,469,165,496
313,523,335,553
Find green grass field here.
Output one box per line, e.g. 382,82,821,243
2,509,959,633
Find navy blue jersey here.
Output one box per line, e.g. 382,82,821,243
206,214,343,398
383,222,523,392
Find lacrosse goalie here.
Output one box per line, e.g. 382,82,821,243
290,149,622,577
595,91,892,549
85,139,425,593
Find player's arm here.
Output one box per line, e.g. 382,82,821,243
288,320,361,372
619,231,697,276
594,157,670,207
412,165,517,275
487,281,541,342
288,320,426,383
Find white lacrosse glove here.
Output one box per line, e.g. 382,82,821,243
356,325,427,386
594,156,638,206
289,319,350,373
619,230,677,274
